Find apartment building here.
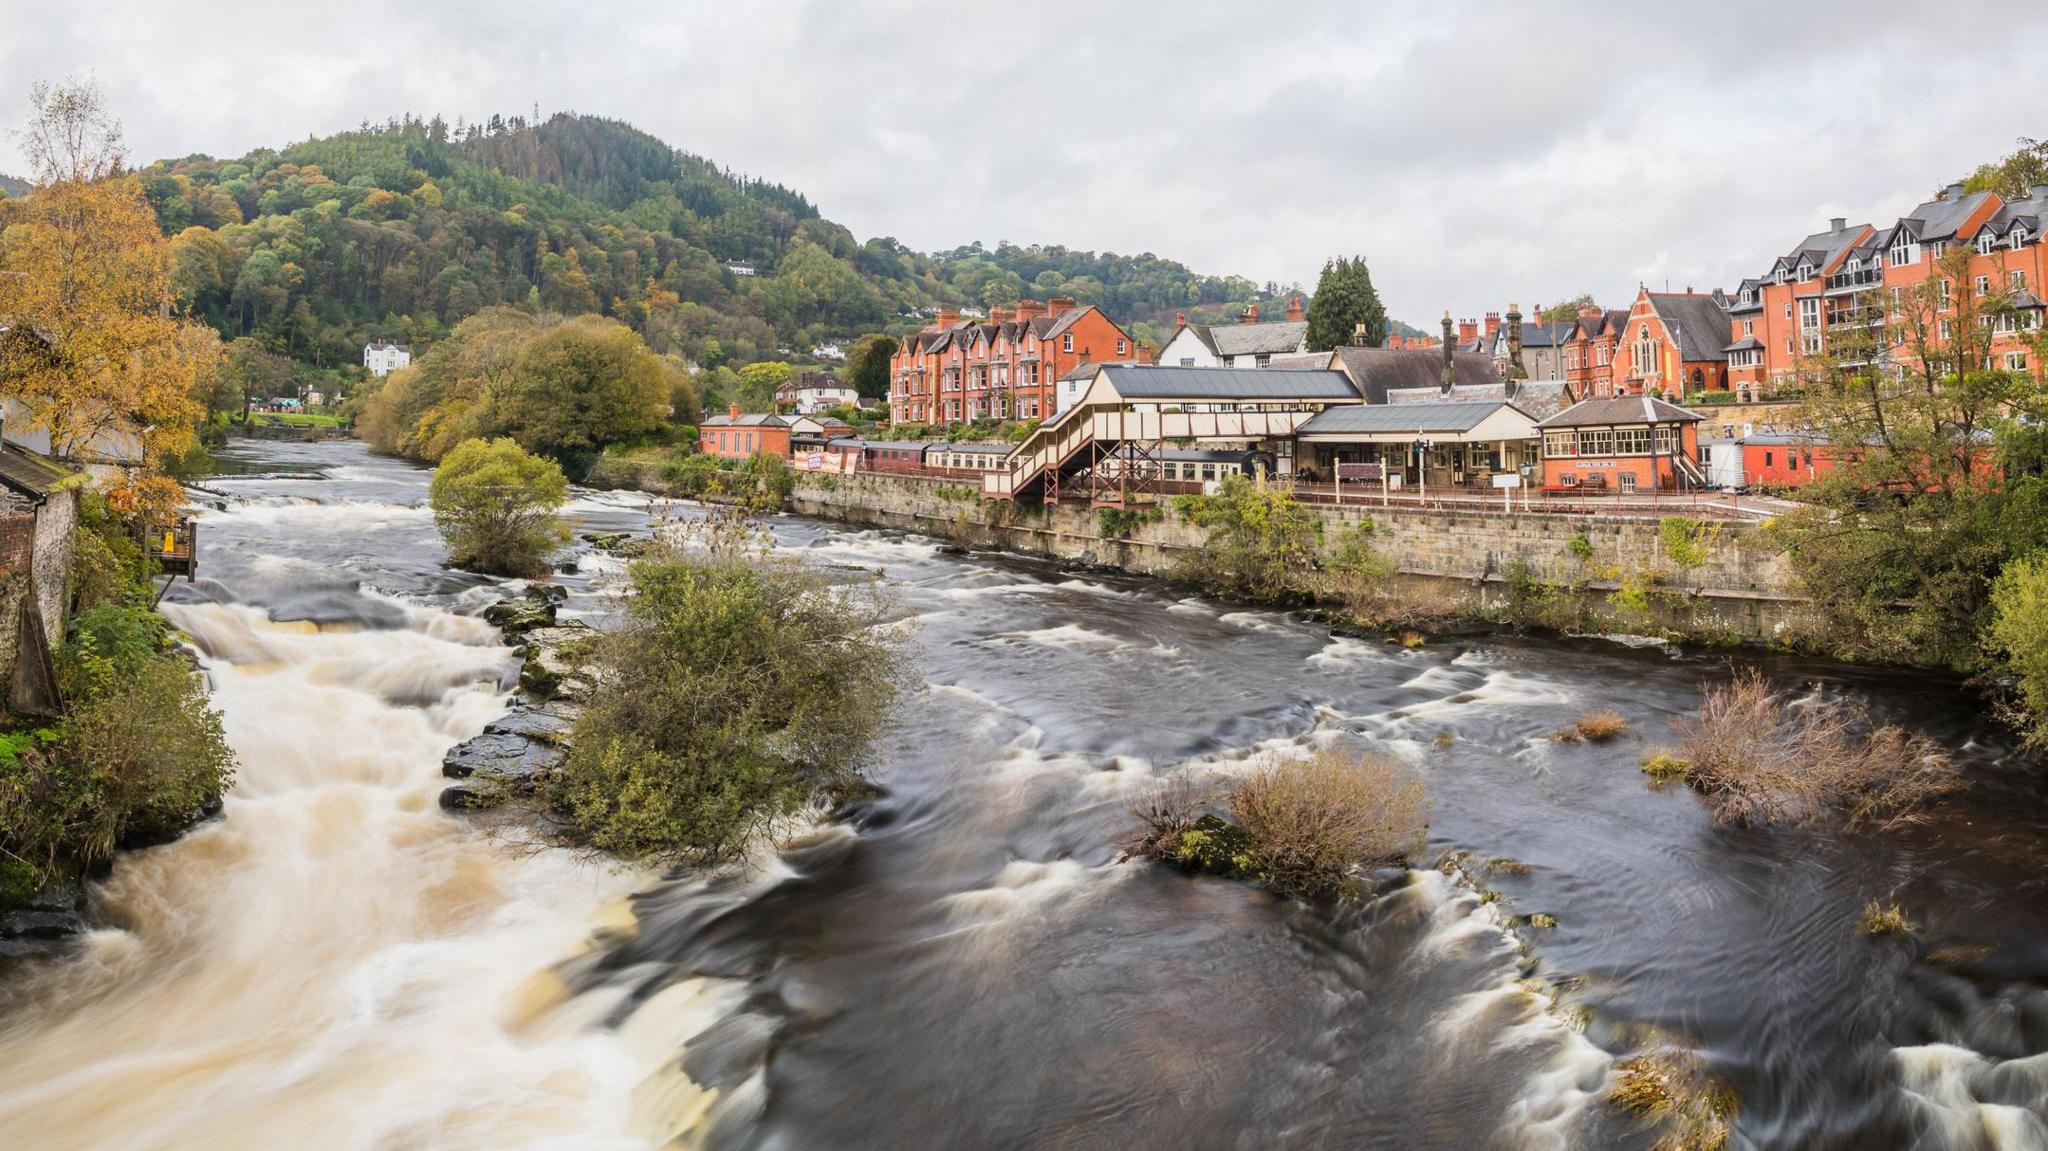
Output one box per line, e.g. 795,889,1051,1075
887,297,1138,425
1727,183,2048,395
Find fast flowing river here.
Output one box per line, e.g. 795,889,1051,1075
2,438,2046,1150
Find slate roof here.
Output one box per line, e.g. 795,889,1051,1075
1506,381,1570,421
1645,293,1734,362
1514,320,1572,348
1388,382,1506,404
1095,364,1359,401
1724,336,1766,352
1296,400,1532,437
1538,396,1703,428
922,441,1011,457
1200,320,1309,357
1776,223,1869,274
1892,189,1996,244
0,444,72,504
1327,346,1497,403
701,413,793,428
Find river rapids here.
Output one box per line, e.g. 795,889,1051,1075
1,439,2046,1150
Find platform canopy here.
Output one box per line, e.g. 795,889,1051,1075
1292,400,1540,444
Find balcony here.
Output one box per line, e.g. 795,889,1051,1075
1825,266,1883,294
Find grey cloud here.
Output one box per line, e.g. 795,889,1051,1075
2,1,2044,323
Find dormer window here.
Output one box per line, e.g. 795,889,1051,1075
1797,262,1814,280
1978,231,1998,255
2014,226,2029,248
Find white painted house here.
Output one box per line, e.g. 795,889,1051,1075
363,340,411,377
1156,299,1311,369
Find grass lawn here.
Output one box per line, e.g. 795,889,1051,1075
249,411,345,428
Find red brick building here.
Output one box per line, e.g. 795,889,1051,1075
1555,305,1628,398
887,298,1138,426
1611,289,1734,399
699,405,793,461
1726,184,2048,396
1537,396,1705,492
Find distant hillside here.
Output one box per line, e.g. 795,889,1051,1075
127,112,1309,369
0,173,30,198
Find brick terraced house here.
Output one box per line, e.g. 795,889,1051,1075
887,298,1139,426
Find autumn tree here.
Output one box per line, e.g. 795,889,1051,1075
0,78,218,522
735,360,793,411
1304,256,1386,352
478,314,672,469
1540,295,1601,324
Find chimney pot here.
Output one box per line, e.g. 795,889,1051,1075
1284,296,1305,323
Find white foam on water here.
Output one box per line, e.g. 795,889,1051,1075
989,623,1133,653
1894,1044,2048,1150
0,591,687,1151
1217,610,1296,634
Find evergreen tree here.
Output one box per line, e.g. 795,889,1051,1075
1304,256,1386,351
844,334,898,401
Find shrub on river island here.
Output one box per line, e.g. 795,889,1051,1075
1640,748,1690,780
1127,748,1429,900
1674,669,1960,831
1609,1047,1736,1151
1858,900,1914,937
544,512,910,865
1572,711,1630,742
429,437,571,578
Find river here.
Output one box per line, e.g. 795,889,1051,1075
1,438,2045,1150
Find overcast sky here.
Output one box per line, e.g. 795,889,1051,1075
5,1,2045,323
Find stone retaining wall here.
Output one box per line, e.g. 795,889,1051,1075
788,472,1815,645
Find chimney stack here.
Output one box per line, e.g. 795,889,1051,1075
1173,311,1187,331
937,307,960,328
1457,317,1479,346
988,305,1011,324
728,402,741,420
1285,296,1305,323
1241,302,1260,324
1047,295,1078,313
1441,311,1455,389
1483,311,1501,345
1830,216,1847,233
1505,302,1526,383
1136,340,1155,365
1945,182,1967,200
1013,298,1046,321
1578,303,1602,321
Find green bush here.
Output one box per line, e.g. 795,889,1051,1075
545,514,910,863
0,605,235,880
428,437,571,577
1990,552,2048,745
1174,474,1322,600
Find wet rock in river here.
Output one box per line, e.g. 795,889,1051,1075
483,589,558,636
437,783,504,812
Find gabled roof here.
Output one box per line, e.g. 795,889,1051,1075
1295,400,1535,437
701,412,793,428
1327,346,1497,403
1644,293,1733,362
1095,364,1358,401
1538,396,1703,428
1059,359,1140,381
1202,320,1309,357
1896,189,1996,244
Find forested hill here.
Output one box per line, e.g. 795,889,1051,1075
133,112,1297,371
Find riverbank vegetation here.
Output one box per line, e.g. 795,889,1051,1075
358,309,690,476
1127,747,1429,900
428,437,570,576
1766,219,2048,742
543,513,909,863
1608,1046,1737,1151
0,83,238,911
1673,670,1958,830
0,496,236,908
